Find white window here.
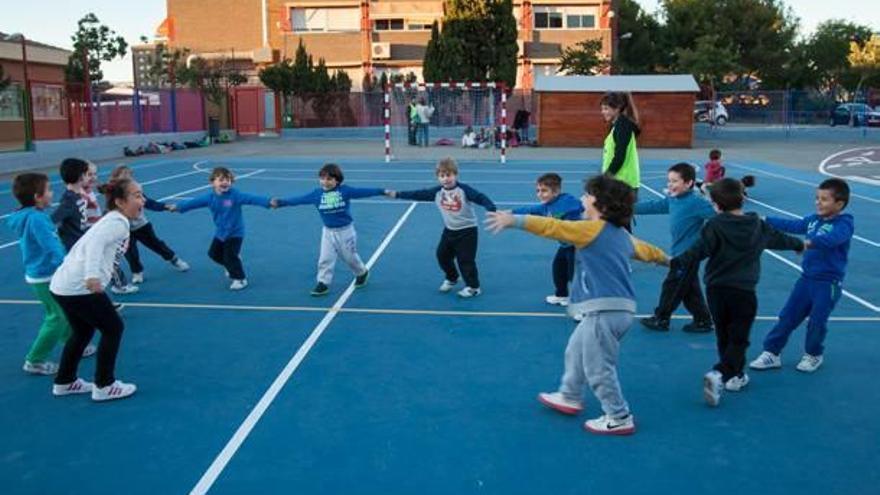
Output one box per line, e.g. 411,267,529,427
291,8,359,32
535,6,598,30
566,15,595,28
0,85,23,121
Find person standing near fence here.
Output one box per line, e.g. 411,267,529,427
416,97,435,147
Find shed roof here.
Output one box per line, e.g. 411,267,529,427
535,74,699,93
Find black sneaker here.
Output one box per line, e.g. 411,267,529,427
354,270,369,288
683,319,714,333
310,282,329,297
640,316,670,332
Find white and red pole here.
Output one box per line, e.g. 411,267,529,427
500,86,507,164
384,83,391,163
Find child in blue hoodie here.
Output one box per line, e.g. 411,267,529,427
636,163,715,332
171,167,272,291
274,163,389,296
7,173,82,375
512,173,584,306
750,178,854,373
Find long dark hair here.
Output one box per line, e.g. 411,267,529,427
600,92,640,131
97,179,134,211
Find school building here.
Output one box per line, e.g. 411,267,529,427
157,0,614,89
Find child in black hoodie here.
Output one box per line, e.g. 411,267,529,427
672,178,804,407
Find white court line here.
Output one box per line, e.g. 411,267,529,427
743,195,880,248
189,201,419,495
0,158,178,195
638,183,880,314
1,298,878,322
214,166,668,177
726,161,880,204
818,147,880,187
249,176,578,185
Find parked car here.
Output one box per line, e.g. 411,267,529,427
829,103,880,127
694,101,729,126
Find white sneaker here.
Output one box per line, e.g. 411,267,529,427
82,344,97,358
92,380,137,402
725,374,750,392
171,258,190,271
584,414,636,435
537,392,584,415
113,302,125,313
457,287,482,298
572,312,585,322
229,279,248,291
438,279,457,292
703,370,723,407
750,351,782,370
52,378,94,396
545,295,569,306
796,354,824,373
131,272,144,284
111,284,139,295
23,360,58,375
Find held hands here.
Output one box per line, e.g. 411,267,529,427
269,198,280,209
384,190,397,199
85,278,103,294
484,211,515,234
166,204,178,212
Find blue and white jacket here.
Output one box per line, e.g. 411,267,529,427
277,185,386,228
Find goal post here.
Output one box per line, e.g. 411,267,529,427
384,81,508,163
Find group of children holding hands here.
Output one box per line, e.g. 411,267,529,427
7,154,854,437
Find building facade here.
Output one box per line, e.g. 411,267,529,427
161,0,613,89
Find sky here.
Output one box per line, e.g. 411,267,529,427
2,0,879,83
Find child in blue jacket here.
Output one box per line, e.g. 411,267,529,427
636,163,715,332
275,163,389,296
750,178,854,373
512,173,584,306
172,167,272,290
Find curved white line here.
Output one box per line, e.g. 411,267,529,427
818,147,880,187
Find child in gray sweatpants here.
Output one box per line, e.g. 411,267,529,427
486,175,668,435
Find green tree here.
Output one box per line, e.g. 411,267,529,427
848,34,880,102
615,0,664,74
805,20,875,92
259,59,295,125
559,39,608,75
177,57,247,118
65,13,128,84
423,21,443,83
674,34,740,95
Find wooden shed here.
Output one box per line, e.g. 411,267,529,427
534,74,699,148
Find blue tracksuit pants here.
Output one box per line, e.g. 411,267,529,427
764,277,842,357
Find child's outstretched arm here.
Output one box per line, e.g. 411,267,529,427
396,186,442,202
672,222,718,271
766,216,809,234
764,222,806,253
460,184,497,211
235,190,273,209
174,192,213,213
629,235,669,266
806,215,853,249
340,185,387,200
511,203,546,215
275,189,321,208
144,196,168,212
485,212,603,248
634,197,670,216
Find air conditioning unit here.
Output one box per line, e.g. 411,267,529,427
372,42,391,60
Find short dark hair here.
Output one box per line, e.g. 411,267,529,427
209,167,234,182
668,162,696,185
320,163,344,184
537,173,562,191
819,178,850,209
709,149,722,161
97,179,135,211
12,173,50,208
585,175,635,228
709,178,744,211
59,158,89,185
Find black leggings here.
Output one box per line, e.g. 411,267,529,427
53,292,124,388
125,223,177,274
436,227,479,289
552,246,576,297
208,237,245,280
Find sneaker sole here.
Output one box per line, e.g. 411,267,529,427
537,394,583,415
703,376,721,407
796,366,820,373
749,362,782,371
92,387,137,402
310,291,329,297
583,422,636,436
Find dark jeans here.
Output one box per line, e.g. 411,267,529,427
53,292,124,388
436,227,480,289
654,264,711,321
408,121,417,145
208,237,245,280
552,245,576,297
707,286,757,382
125,223,177,274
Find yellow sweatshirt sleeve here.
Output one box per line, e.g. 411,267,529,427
630,236,669,265
521,216,605,249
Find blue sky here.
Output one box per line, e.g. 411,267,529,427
1,0,878,83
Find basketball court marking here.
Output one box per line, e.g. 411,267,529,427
726,160,880,204
819,147,880,187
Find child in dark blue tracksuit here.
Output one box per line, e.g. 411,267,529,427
750,178,853,373
636,163,715,332
512,173,583,306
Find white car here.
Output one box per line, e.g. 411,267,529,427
694,101,729,126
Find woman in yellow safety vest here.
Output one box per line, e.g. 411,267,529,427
600,92,641,194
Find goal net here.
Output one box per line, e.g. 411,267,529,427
384,82,508,163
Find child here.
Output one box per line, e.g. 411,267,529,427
52,158,91,252
390,158,496,298
698,149,755,195
750,178,853,373
171,167,272,290
274,163,389,296
672,178,804,407
109,166,190,284
461,126,477,148
636,163,715,332
415,97,435,147
511,173,584,306
50,178,145,401
485,175,668,435
6,173,95,375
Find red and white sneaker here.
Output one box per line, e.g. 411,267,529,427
583,414,636,436
52,378,94,396
537,392,584,415
92,380,137,402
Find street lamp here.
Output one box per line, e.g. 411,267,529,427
10,33,36,149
